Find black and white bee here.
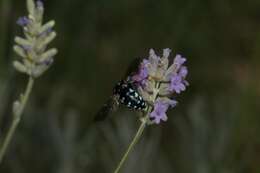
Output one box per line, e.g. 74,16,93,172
114,80,146,110
94,79,147,121
94,58,147,121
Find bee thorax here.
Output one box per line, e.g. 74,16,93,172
113,80,146,110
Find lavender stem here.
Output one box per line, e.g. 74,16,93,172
0,76,34,163
113,116,148,173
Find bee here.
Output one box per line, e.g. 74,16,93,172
94,58,147,121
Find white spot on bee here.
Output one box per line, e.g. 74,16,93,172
129,88,134,93
134,105,137,109
134,92,138,97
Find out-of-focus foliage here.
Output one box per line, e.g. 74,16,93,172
0,0,260,173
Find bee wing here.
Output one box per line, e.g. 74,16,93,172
94,96,119,121
95,57,143,122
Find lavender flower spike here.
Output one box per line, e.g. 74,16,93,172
0,0,57,164
13,0,57,78
113,49,189,173
131,48,189,124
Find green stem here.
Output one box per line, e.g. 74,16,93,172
0,76,34,163
113,81,160,173
113,118,148,173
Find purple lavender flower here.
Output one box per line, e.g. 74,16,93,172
150,99,177,124
173,54,186,70
132,59,149,85
179,66,188,78
169,55,189,93
169,74,187,93
132,49,189,124
17,16,30,27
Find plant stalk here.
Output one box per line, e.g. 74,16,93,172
0,76,34,163
113,117,148,173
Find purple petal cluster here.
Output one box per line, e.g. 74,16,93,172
169,55,189,93
174,54,186,69
17,16,30,27
132,59,149,86
150,99,177,124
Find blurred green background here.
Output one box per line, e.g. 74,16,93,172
0,0,260,172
